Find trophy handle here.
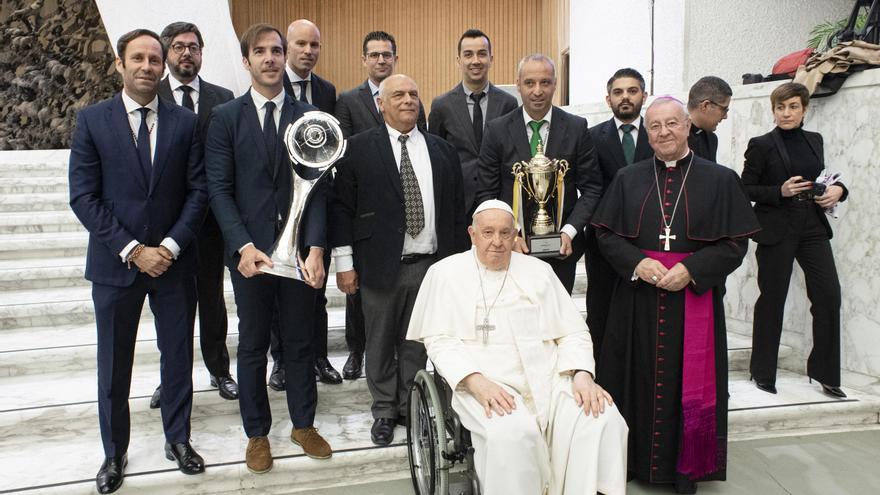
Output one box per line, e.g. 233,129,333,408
555,160,570,231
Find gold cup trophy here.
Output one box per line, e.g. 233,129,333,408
511,143,570,258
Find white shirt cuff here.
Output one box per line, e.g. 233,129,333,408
238,242,254,254
119,240,139,262
160,237,180,259
561,224,578,240
332,245,354,272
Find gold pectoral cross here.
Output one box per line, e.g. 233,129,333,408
659,227,677,251
476,317,495,344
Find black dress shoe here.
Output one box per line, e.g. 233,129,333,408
96,454,126,494
674,474,697,494
342,351,364,380
314,357,343,384
150,385,161,409
165,442,205,475
820,383,847,398
268,361,285,391
371,418,395,446
211,374,239,400
750,375,777,394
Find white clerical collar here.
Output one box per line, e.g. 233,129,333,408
463,82,490,97
661,149,692,168
286,65,311,82
613,115,641,130
168,74,200,93
249,87,286,110
368,79,380,96
121,91,158,114
522,107,552,127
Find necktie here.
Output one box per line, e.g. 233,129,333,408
528,120,546,156
398,134,424,237
620,123,636,165
263,101,277,167
136,107,152,184
296,80,309,103
470,91,485,149
180,85,195,111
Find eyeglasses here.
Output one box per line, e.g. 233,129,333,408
647,120,684,134
479,229,516,241
706,100,729,114
366,51,394,61
171,43,201,55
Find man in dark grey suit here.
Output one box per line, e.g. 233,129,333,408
151,21,237,408
428,29,517,216
475,54,602,294
586,68,653,360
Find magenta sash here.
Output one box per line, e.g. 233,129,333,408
642,249,717,479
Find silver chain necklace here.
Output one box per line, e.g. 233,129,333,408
473,251,509,344
652,154,694,251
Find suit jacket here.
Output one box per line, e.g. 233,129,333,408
69,94,207,287
428,82,518,214
205,92,326,269
741,127,848,245
283,71,337,114
335,79,427,138
688,125,718,162
475,106,603,235
589,116,653,192
330,125,469,289
158,75,234,236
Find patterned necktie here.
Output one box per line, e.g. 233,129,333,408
528,120,546,156
296,80,309,103
136,107,152,183
263,101,277,166
620,123,636,165
180,85,195,111
470,91,485,149
398,134,425,237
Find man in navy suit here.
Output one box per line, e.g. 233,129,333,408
205,23,332,473
69,29,208,494
586,68,653,360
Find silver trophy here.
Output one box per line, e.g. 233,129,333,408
260,111,346,280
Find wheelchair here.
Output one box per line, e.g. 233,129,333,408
406,369,481,495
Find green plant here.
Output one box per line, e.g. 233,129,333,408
808,13,868,50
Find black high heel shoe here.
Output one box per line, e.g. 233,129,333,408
810,378,847,398
750,374,777,394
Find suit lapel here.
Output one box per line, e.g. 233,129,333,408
425,134,444,221
241,93,273,179
604,118,628,169
635,122,652,161
157,78,173,103
450,84,478,153
197,77,215,130
276,96,297,179
108,95,148,192
358,81,383,125
150,99,178,194
507,109,532,161
770,128,793,177
804,131,824,168
485,85,508,121
376,126,404,200
544,107,567,158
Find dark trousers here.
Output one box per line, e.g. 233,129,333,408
750,205,842,386
94,274,196,457
360,257,431,419
345,293,366,354
543,232,584,294
231,271,317,436
270,250,331,362
196,216,230,377
584,231,615,362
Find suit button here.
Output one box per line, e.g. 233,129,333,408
143,226,148,231
398,227,404,234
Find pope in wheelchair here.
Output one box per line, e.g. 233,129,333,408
406,200,627,495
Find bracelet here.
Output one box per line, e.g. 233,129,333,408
126,244,145,269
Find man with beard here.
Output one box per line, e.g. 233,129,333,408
585,68,653,360
428,29,517,215
149,21,237,409
686,76,732,162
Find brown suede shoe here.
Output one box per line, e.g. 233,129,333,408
291,427,332,459
245,436,273,474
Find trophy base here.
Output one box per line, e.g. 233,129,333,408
259,262,304,281
528,233,564,259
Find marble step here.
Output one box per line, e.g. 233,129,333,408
0,231,88,260
0,175,69,194
0,256,90,290
0,191,71,212
0,210,83,235
0,150,69,178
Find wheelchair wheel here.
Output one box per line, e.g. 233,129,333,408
407,370,450,494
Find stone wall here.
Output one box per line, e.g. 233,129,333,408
0,0,120,150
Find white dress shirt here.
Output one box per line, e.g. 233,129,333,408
285,66,312,103
368,79,381,112
613,115,641,147
463,82,490,125
168,75,200,113
118,91,180,261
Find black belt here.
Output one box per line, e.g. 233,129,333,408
400,253,434,264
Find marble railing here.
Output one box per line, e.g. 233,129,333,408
566,68,880,381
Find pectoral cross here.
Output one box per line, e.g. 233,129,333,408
476,317,495,344
659,227,676,251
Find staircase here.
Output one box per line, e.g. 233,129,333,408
1,150,878,494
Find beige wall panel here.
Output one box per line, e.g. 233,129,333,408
230,0,568,111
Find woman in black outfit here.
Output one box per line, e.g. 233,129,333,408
741,82,848,398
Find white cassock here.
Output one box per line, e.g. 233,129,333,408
407,248,628,495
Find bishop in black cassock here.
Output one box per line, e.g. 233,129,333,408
591,98,759,493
